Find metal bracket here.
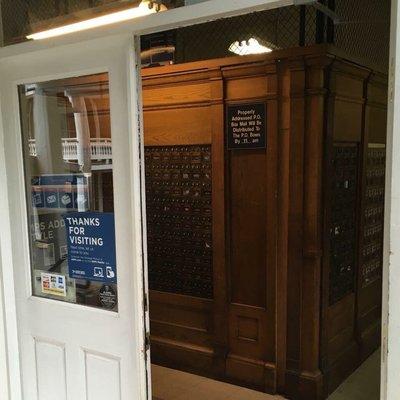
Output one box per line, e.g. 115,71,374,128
294,0,342,24
145,331,151,351
148,0,164,12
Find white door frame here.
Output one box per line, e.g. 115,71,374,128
0,0,395,399
381,1,400,399
0,33,153,400
0,91,21,400
0,244,10,400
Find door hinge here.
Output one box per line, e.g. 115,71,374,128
145,331,151,351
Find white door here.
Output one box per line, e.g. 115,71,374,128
0,33,148,400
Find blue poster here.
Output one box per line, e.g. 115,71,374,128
64,212,117,283
31,174,89,210
44,190,59,208
32,189,44,208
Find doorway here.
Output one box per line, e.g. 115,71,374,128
138,4,390,400
0,0,394,396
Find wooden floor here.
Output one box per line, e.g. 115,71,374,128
151,351,380,400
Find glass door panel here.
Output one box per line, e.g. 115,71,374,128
19,73,118,311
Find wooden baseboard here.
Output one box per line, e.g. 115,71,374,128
359,322,381,361
322,340,359,396
321,327,381,397
226,354,277,393
151,336,277,393
151,336,218,378
284,369,324,400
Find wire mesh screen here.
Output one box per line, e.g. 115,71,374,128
1,0,114,44
0,0,183,45
334,0,391,70
174,6,317,63
142,1,390,71
0,0,392,71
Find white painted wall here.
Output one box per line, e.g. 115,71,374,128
0,1,3,47
381,0,400,399
0,243,10,400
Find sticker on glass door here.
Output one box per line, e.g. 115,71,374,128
19,73,118,311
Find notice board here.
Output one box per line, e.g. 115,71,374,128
226,102,267,150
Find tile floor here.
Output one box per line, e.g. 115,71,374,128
151,364,285,400
151,351,380,400
328,350,380,400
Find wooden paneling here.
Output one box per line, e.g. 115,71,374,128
223,64,278,392
320,60,387,397
225,74,277,101
143,82,212,107
321,64,363,396
229,149,267,307
367,107,387,143
332,100,363,141
144,106,212,146
143,67,221,379
141,46,387,400
330,62,368,142
229,304,269,359
354,71,387,364
326,294,355,357
150,291,213,347
294,56,327,400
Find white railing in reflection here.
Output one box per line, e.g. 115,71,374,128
29,138,112,162
29,139,37,157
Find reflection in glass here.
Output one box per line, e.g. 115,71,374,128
19,73,118,311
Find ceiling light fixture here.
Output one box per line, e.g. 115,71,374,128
27,1,166,40
229,38,273,56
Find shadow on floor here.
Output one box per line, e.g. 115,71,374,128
152,350,380,400
328,350,380,400
151,365,285,400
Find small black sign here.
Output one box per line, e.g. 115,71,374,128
226,102,267,150
99,285,117,309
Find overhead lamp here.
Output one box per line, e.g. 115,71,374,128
27,1,166,40
229,38,273,56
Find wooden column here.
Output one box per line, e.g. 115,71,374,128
277,57,307,394
223,61,279,393
209,67,229,377
298,55,332,400
276,59,290,393
283,53,328,400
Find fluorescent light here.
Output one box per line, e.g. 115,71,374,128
27,1,166,40
229,38,273,56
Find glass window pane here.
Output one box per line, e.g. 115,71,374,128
19,73,118,311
